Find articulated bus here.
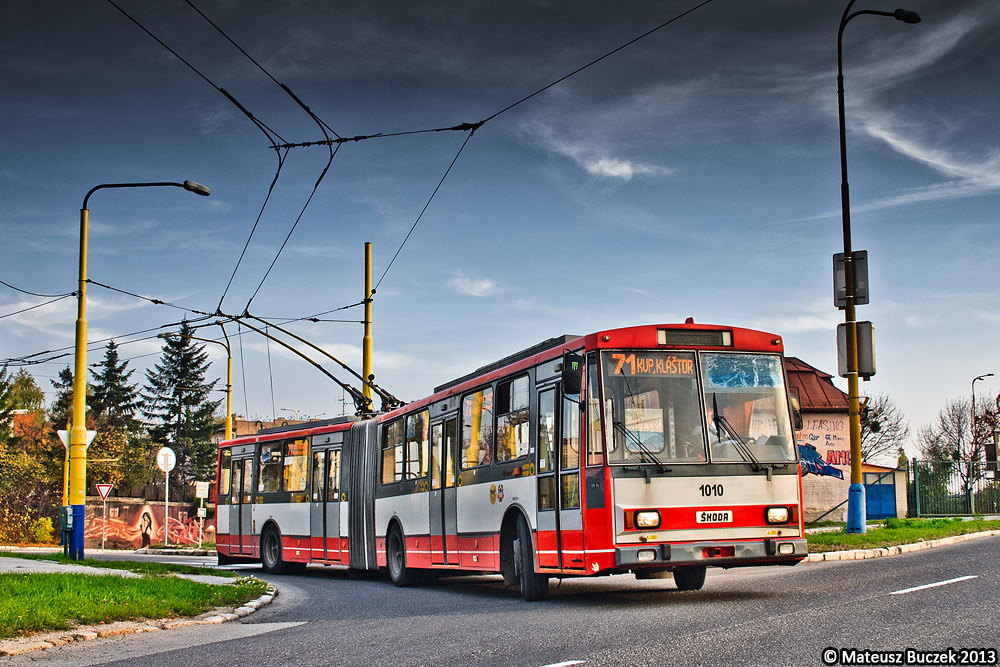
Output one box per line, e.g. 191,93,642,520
215,321,806,600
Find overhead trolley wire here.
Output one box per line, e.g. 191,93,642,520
375,128,479,291
372,0,714,290
0,294,76,320
241,142,343,313
86,279,215,317
104,0,286,147
215,147,289,312
182,0,345,314
0,279,74,299
480,0,715,125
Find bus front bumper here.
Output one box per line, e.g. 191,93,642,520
615,537,808,568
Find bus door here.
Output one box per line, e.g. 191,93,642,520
429,417,458,565
536,387,584,569
229,456,253,555
310,448,343,562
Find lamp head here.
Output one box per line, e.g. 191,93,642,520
893,9,921,24
183,180,211,196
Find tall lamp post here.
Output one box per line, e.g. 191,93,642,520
837,2,919,534
69,180,210,560
972,373,993,454
158,323,233,441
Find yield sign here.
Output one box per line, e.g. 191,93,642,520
96,484,113,501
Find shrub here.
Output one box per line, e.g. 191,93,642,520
29,517,54,544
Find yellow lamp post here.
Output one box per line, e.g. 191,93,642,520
836,2,919,533
68,180,210,560
158,323,233,442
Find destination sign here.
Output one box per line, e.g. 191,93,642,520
608,352,696,377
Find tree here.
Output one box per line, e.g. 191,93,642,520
917,395,998,508
142,321,221,483
49,366,77,431
0,366,13,444
918,396,975,462
9,369,45,412
89,341,152,492
859,392,910,465
91,341,143,431
0,367,60,543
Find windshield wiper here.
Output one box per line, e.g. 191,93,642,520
612,418,669,474
711,393,763,472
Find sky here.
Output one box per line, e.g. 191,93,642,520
2,0,998,456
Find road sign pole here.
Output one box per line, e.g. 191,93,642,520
156,448,176,549
102,498,106,551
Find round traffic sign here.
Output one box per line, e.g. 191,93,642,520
157,447,177,473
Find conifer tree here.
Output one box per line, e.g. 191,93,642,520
142,321,221,483
49,366,78,431
90,341,150,491
91,341,142,432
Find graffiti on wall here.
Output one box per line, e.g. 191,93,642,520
83,500,215,548
795,413,850,467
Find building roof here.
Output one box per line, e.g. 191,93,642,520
785,356,849,413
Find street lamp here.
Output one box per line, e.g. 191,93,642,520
158,322,232,441
68,180,210,560
972,373,993,454
837,2,919,534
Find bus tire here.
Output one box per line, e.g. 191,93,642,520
261,526,289,574
386,527,421,587
514,516,549,601
673,565,707,591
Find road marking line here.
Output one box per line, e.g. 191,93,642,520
889,575,978,595
538,661,585,667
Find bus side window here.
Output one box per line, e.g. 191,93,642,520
259,443,282,493
382,420,404,484
328,450,341,501
283,438,309,492
219,449,232,501
405,410,429,479
496,376,529,462
461,387,494,468
586,356,603,466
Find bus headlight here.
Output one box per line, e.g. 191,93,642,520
765,506,790,524
635,510,661,530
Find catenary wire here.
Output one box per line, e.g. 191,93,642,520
0,279,74,299
0,294,76,320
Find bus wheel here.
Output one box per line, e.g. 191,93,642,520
387,527,421,587
513,516,549,601
673,565,707,591
261,526,289,574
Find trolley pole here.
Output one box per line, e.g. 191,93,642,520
362,242,374,406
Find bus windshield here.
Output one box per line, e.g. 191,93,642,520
700,352,796,463
603,351,706,465
602,350,796,466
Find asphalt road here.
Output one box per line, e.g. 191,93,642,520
6,538,999,667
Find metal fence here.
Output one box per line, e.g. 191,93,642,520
909,459,1000,517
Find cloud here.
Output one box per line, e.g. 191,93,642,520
526,122,671,181
449,270,497,297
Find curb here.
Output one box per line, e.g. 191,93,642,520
0,583,278,657
803,529,1000,562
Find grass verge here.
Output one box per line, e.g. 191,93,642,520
4,552,238,578
0,573,268,639
806,517,1000,553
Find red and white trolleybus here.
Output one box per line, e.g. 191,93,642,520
215,321,806,600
